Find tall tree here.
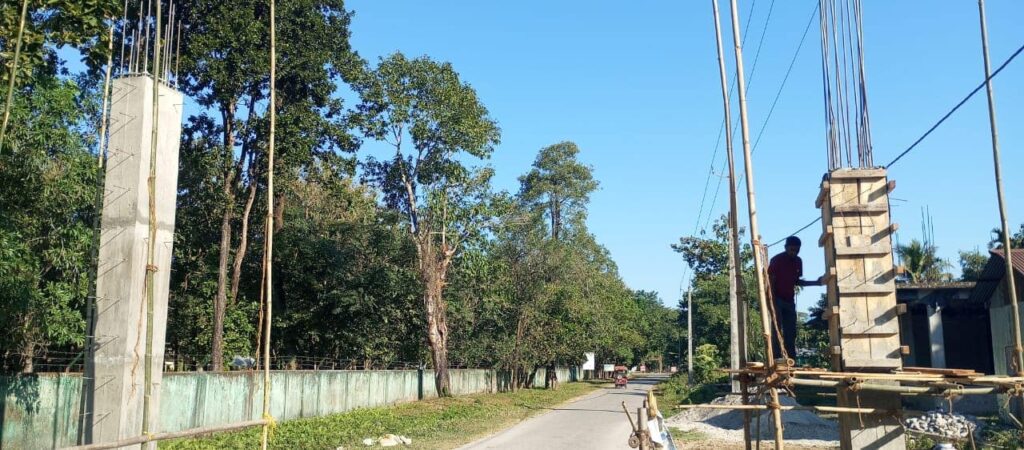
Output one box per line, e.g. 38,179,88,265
176,0,360,370
518,142,598,241
353,52,500,396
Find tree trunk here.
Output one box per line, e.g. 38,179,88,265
212,102,237,372
423,266,452,396
274,190,285,232
20,340,34,374
229,177,258,304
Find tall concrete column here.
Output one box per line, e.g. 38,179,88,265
927,304,946,368
85,75,182,447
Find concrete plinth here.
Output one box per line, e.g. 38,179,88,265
85,75,182,447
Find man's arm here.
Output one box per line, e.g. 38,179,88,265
796,278,822,287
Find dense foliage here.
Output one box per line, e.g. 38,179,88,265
0,1,677,378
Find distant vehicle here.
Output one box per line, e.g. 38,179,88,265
614,365,628,389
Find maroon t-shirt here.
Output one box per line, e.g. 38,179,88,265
768,253,802,302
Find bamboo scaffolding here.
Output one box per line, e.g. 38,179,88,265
978,0,1024,379
259,0,277,447
62,419,267,450
140,0,163,444
675,404,893,415
724,0,785,447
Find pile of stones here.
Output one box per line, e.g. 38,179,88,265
904,410,979,440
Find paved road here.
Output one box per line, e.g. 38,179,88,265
460,374,669,450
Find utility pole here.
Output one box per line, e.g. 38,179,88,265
687,290,693,383
726,0,785,447
710,0,747,394
978,0,1024,376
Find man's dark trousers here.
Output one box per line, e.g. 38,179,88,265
771,299,797,360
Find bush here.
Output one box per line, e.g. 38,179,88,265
693,344,727,385
654,372,725,418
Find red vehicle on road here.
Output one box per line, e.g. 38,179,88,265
613,365,629,389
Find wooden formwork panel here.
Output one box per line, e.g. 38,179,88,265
818,168,901,371
820,168,906,450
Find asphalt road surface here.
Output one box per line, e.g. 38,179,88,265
460,374,669,450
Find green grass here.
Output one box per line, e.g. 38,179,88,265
669,427,708,442
161,381,603,450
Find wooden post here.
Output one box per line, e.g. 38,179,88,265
724,0,784,447
978,0,1024,377
817,169,905,450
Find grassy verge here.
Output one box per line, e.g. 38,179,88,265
161,381,604,450
652,372,726,419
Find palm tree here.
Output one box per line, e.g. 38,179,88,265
896,239,952,283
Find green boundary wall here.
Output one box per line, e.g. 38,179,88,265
0,367,579,448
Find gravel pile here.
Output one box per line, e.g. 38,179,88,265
904,411,978,440
665,395,839,447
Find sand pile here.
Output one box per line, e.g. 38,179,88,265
666,394,839,447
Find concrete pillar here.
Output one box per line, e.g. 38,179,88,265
85,75,182,447
927,304,946,368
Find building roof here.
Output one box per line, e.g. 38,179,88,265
970,248,1024,304
898,281,976,290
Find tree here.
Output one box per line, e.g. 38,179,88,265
353,52,501,396
0,75,99,372
896,239,952,283
1,0,120,82
175,0,360,370
518,142,598,241
959,250,989,282
990,224,1024,249
673,215,773,364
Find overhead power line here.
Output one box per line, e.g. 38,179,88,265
702,0,817,232
769,39,1024,247
885,40,1024,168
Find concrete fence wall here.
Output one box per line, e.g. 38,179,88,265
1,367,580,449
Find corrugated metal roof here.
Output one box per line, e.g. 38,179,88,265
992,248,1024,275
970,249,1024,304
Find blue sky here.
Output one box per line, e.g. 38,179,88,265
344,0,1024,312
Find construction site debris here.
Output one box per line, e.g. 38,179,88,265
665,395,839,447
904,411,979,440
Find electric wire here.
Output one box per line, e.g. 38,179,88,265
683,0,763,297
702,0,817,232
768,39,1024,247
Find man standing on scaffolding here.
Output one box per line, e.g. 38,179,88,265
768,236,827,362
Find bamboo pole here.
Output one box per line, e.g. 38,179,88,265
978,0,1024,379
710,0,747,392
78,18,117,444
788,377,1001,395
725,0,784,447
62,419,267,450
259,0,277,447
140,0,162,444
675,404,892,414
0,0,31,153
710,1,750,446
